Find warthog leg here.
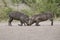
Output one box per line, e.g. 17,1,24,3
18,22,23,26
8,17,13,26
50,18,53,26
35,21,40,26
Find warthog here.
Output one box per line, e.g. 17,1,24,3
29,11,54,26
8,11,29,26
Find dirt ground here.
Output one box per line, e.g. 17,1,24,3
0,21,60,40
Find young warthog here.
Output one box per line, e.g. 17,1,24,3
29,11,54,26
8,11,29,26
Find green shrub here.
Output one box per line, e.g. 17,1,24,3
0,7,12,21
21,9,42,17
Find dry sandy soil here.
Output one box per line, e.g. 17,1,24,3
0,21,60,40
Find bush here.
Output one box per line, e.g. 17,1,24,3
21,9,41,17
0,7,12,21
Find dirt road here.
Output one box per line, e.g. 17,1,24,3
0,21,60,40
